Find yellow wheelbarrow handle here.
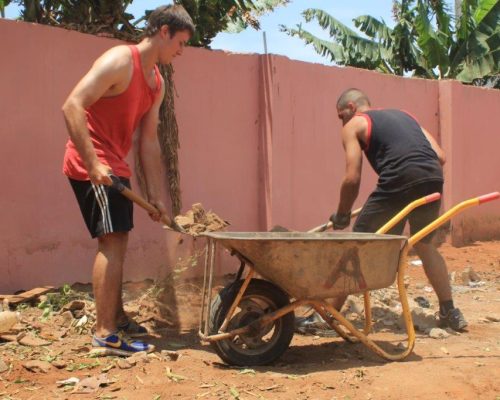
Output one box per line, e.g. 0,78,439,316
376,192,441,235
408,191,500,248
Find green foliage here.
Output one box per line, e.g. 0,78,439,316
6,0,139,40
281,0,500,85
37,284,91,321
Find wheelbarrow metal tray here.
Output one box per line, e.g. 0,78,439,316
204,232,407,299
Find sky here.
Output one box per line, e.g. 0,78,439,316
3,0,396,66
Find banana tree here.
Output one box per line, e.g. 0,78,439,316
281,0,499,85
416,0,500,82
280,3,428,77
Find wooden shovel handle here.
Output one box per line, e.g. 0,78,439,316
108,175,176,230
308,208,362,233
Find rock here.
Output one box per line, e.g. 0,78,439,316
124,356,137,366
459,270,470,286
428,328,449,339
0,334,17,342
60,310,74,327
345,296,364,315
161,350,180,361
73,374,110,394
117,359,133,369
62,300,86,312
62,300,87,319
52,359,67,369
449,271,456,284
38,295,48,304
467,267,481,282
403,307,436,332
423,286,433,293
459,266,481,286
347,312,361,321
127,351,149,364
75,315,88,328
71,345,91,354
485,315,500,323
414,296,430,308
23,360,52,373
39,328,64,341
56,377,80,387
18,333,51,347
0,359,9,373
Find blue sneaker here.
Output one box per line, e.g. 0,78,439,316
118,319,148,338
90,332,155,357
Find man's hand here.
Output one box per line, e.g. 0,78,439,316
148,199,168,223
88,162,113,186
329,212,351,230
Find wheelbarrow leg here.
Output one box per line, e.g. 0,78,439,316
319,243,416,361
200,238,217,337
313,304,359,343
218,268,255,333
362,192,442,336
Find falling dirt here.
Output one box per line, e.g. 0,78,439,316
0,240,499,399
174,203,229,236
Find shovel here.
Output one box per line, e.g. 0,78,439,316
307,208,362,233
108,175,183,232
271,208,362,233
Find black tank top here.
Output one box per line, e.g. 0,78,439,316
359,109,443,193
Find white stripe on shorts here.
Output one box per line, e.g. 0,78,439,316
91,183,113,234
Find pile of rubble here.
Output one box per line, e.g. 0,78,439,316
174,203,229,236
341,264,498,339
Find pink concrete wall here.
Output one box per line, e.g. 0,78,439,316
0,20,498,293
439,81,500,245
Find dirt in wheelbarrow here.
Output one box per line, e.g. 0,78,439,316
0,241,499,400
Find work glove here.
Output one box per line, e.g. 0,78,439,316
329,212,351,230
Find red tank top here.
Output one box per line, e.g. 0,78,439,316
63,45,161,180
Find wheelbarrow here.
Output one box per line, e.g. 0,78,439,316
198,192,499,366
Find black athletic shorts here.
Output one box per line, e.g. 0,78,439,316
69,177,134,238
353,181,443,243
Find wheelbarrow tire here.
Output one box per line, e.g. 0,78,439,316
209,279,295,366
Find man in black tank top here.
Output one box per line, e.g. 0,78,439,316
331,88,466,331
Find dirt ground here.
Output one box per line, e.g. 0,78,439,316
0,240,499,400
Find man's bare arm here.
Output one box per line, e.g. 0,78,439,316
336,116,366,215
137,79,171,223
421,127,446,165
62,46,130,185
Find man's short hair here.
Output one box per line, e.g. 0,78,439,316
336,88,371,110
144,5,195,38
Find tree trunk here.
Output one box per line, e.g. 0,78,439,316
158,64,182,216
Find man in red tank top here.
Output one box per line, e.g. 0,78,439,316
62,5,194,356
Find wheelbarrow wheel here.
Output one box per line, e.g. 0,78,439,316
209,279,295,366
